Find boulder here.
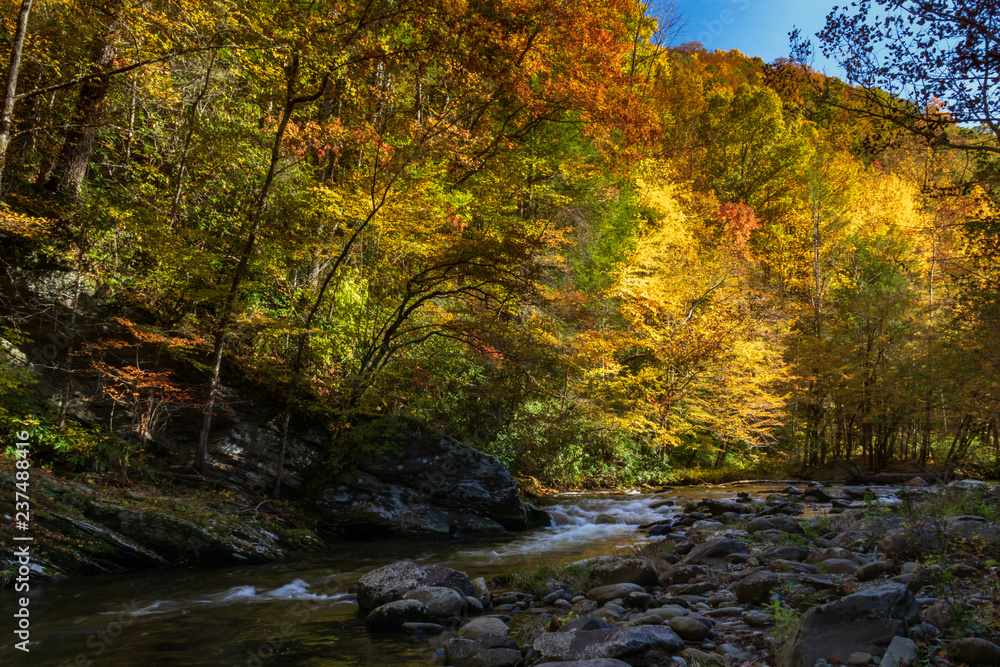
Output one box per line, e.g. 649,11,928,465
690,520,725,532
947,479,989,490
880,527,946,558
680,648,725,666
735,569,782,604
744,610,772,627
533,661,631,667
564,615,617,632
682,539,750,567
805,547,868,566
591,558,658,587
816,558,859,575
365,599,430,630
747,515,803,534
586,583,646,604
357,560,472,611
855,560,897,581
768,560,819,574
762,546,811,563
776,583,919,667
459,616,510,639
317,418,527,537
659,564,707,586
646,605,688,621
700,498,754,516
533,626,685,663
404,586,467,619
668,616,713,641
803,486,833,502
948,637,1000,665
923,600,954,630
945,516,1000,547
881,636,918,667
445,634,521,667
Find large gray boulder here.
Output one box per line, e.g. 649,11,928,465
776,583,919,667
317,418,527,536
534,626,685,664
356,560,473,611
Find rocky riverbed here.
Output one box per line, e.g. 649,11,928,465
355,480,1000,667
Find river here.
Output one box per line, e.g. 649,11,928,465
0,484,902,666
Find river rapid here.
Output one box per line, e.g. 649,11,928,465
0,483,902,666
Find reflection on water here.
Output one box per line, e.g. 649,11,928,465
0,484,903,666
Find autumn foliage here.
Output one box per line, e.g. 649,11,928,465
0,0,998,486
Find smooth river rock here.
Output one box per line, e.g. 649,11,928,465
403,586,467,619
586,583,646,604
365,599,430,630
459,616,510,639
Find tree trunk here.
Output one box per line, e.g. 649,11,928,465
45,24,120,195
194,55,327,473
0,0,33,185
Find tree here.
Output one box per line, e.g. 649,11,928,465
0,0,33,185
800,1,1000,155
697,84,809,223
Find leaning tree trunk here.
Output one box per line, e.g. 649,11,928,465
0,0,33,185
194,55,327,473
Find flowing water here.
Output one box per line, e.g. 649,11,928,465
0,484,902,667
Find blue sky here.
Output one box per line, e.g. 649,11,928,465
667,0,844,77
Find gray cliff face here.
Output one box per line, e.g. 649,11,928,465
317,419,527,537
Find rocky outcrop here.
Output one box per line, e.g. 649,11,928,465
0,467,313,579
84,504,285,564
317,418,527,537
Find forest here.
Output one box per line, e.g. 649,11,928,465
1,0,999,489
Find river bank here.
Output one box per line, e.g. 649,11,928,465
357,479,1000,667
2,468,999,666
